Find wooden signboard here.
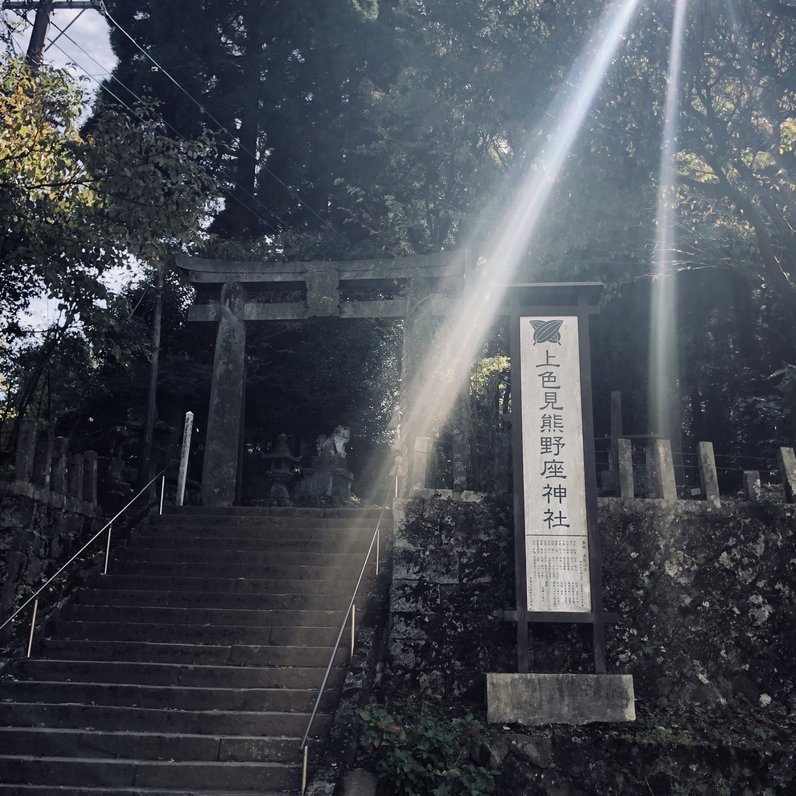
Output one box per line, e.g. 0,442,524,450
506,283,613,673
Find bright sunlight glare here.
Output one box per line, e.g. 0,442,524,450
649,0,688,442
393,0,644,477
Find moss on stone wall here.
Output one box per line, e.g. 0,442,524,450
370,493,796,794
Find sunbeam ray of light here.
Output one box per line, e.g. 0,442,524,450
393,0,643,479
649,0,688,442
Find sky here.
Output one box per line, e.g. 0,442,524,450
5,4,115,77
4,5,122,334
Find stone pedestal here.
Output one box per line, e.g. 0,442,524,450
486,673,635,725
202,281,247,506
293,466,353,507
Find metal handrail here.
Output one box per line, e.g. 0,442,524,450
0,469,167,642
298,491,391,792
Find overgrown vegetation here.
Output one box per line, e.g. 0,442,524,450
358,705,496,796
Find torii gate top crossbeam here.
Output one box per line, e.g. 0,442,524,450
177,250,467,323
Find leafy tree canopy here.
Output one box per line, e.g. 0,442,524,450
0,57,216,339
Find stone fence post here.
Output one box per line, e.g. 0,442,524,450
83,451,98,505
697,441,720,507
68,453,84,500
14,418,38,483
778,447,796,503
451,431,467,491
651,439,677,501
32,425,54,490
743,471,761,502
410,436,432,490
51,437,69,494
617,438,634,499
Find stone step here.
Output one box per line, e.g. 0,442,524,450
39,639,348,667
139,525,386,542
11,659,345,690
113,548,367,568
0,787,291,796
162,506,385,519
154,515,389,531
99,574,373,594
0,756,300,791
0,703,332,736
74,589,365,611
109,561,367,580
0,727,310,763
130,534,375,552
54,620,348,646
0,788,290,796
1,681,337,713
64,604,347,629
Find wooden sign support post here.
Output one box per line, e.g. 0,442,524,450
487,283,635,726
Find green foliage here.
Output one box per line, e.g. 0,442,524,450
358,705,495,796
0,57,215,338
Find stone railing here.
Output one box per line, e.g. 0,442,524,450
1,419,104,644
405,431,796,506
3,418,98,515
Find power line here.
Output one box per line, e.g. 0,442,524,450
45,15,285,234
41,32,282,238
98,1,352,247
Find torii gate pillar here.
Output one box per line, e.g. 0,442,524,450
202,281,247,506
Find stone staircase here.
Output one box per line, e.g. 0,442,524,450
0,506,388,795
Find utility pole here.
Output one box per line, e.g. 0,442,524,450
2,1,101,70
138,258,166,490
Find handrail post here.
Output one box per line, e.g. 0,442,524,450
375,524,380,576
350,603,356,658
300,744,309,796
176,410,194,507
103,523,113,575
26,598,38,658
159,475,166,515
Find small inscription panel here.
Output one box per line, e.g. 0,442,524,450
520,316,592,612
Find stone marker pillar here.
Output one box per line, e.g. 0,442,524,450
51,437,69,494
697,441,720,507
743,470,761,502
410,436,432,490
653,439,677,501
777,447,796,503
202,281,247,506
14,418,38,483
618,438,634,499
68,453,84,500
83,451,98,505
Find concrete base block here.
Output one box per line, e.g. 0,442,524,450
486,673,635,725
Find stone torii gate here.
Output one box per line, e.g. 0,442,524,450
177,251,467,506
